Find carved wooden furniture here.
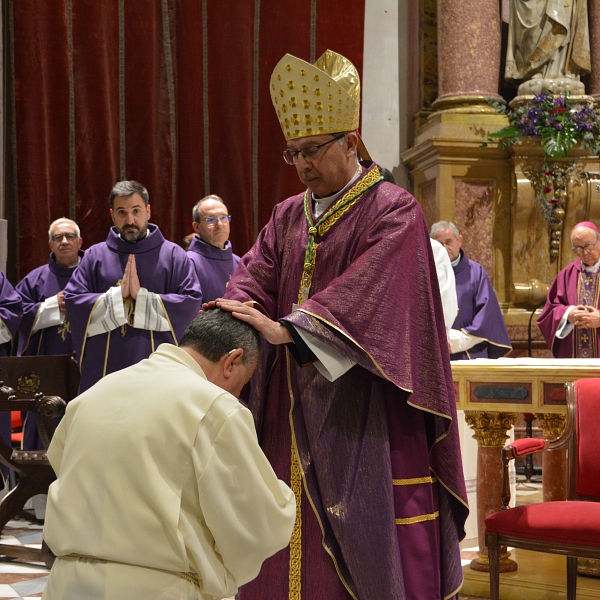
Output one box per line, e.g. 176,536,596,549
485,378,600,600
451,357,600,571
0,354,79,566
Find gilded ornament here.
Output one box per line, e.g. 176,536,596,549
534,413,566,438
302,100,310,109
464,411,517,447
287,81,295,90
17,373,41,395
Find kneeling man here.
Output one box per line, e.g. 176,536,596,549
42,309,296,600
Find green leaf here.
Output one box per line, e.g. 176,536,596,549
487,125,520,139
541,131,575,158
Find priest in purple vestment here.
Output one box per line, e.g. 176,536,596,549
187,195,240,303
538,221,600,357
207,51,468,600
0,270,23,483
16,217,83,451
431,221,512,360
64,181,202,392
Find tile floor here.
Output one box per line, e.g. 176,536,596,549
0,517,47,599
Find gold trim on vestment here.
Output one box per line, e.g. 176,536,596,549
459,328,512,351
393,476,438,486
78,294,104,368
103,330,111,378
156,295,178,345
67,553,201,589
295,308,412,393
285,349,358,600
395,511,439,525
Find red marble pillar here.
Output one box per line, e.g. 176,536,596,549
465,411,518,572
535,413,567,502
588,0,600,98
434,0,503,110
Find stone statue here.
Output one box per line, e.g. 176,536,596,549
505,0,591,96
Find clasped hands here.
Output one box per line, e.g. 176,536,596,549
203,298,293,345
121,254,141,300
568,304,600,329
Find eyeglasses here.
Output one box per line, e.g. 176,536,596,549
199,215,231,227
572,241,598,254
282,134,346,165
50,233,79,243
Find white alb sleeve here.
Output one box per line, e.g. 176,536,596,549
430,239,458,336
556,306,575,339
86,286,127,337
294,326,355,382
449,328,485,354
32,295,65,333
0,321,11,344
132,288,171,331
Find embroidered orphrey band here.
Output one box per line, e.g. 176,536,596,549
288,438,302,600
298,166,382,305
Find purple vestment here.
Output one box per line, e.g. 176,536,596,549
0,272,23,478
451,250,511,360
17,251,83,357
226,163,468,600
64,224,202,392
187,236,240,303
537,258,599,357
17,251,83,450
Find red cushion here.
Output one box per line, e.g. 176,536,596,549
576,380,600,496
486,502,600,547
508,438,547,456
11,411,21,429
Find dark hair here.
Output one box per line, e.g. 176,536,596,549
109,180,150,208
377,165,396,184
180,308,260,366
192,195,227,223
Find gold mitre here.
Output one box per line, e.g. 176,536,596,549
270,49,360,141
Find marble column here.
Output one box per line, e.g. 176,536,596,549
534,413,567,502
434,0,503,111
464,411,518,572
588,0,600,99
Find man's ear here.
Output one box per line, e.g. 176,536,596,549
221,348,244,379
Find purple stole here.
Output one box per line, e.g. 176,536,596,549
575,271,600,358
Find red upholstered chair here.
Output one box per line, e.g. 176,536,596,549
485,378,600,600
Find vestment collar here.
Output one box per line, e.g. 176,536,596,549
188,236,233,261
49,249,84,276
105,223,165,254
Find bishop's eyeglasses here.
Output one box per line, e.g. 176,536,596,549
572,241,598,254
282,133,347,165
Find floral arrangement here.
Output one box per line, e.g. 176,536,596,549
482,92,600,159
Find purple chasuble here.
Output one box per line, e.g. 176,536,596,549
0,272,23,478
17,251,83,450
537,259,600,358
64,224,202,392
187,236,240,303
226,163,468,600
451,250,511,360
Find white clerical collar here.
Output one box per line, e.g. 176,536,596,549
451,254,461,268
312,165,362,219
582,256,600,273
